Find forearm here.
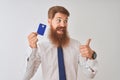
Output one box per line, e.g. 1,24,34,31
23,48,41,80
79,57,98,79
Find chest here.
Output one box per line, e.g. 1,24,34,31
41,47,79,66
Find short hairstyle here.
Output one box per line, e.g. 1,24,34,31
48,6,70,19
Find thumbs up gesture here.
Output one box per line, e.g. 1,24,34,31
80,39,94,59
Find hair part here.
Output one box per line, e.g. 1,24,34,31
48,6,70,19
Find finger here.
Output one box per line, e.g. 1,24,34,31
80,45,90,50
86,39,91,46
80,45,87,49
28,32,38,39
80,50,89,57
29,37,38,43
80,48,89,53
32,32,38,35
30,32,38,37
80,51,87,57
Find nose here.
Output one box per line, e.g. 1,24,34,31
60,21,66,27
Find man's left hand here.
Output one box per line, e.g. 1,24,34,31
80,39,94,59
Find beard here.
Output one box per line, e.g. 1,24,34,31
48,25,70,47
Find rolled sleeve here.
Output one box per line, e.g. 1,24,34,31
23,48,41,80
79,56,98,79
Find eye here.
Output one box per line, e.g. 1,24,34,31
56,18,61,23
64,20,68,23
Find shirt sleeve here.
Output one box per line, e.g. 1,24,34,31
79,56,98,79
23,47,41,80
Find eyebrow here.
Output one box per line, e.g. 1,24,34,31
56,17,68,20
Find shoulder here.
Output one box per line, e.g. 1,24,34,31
37,40,55,50
69,38,80,45
68,38,81,50
37,41,50,48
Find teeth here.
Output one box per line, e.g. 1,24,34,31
57,29,63,33
60,29,62,30
58,29,63,31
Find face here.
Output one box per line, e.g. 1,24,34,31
48,12,70,47
48,12,68,35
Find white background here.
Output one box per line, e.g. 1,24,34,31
0,0,120,80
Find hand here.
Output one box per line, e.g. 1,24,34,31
80,39,94,59
28,32,38,48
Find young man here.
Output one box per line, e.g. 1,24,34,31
24,6,98,80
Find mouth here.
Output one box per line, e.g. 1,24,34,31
56,27,65,34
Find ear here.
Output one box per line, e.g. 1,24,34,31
48,19,51,24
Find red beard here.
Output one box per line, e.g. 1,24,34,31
48,25,70,47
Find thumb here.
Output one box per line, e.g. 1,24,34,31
86,39,91,46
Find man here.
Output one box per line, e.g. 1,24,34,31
24,6,98,80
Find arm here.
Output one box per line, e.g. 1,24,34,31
23,32,41,80
79,39,98,78
23,48,41,80
79,56,98,78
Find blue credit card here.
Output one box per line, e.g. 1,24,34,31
37,23,46,35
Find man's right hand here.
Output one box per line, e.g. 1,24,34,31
28,32,38,48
